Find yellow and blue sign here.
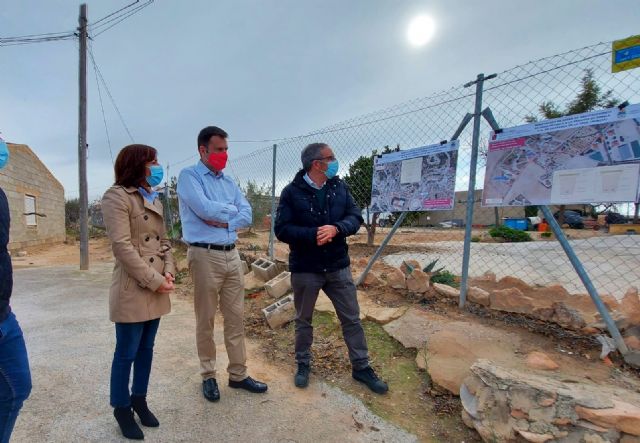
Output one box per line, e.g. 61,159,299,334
612,34,640,73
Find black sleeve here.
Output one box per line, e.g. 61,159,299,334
334,184,363,237
274,186,317,244
0,188,13,305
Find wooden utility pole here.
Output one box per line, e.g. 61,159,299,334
78,3,89,270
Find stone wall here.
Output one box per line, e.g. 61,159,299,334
0,143,65,251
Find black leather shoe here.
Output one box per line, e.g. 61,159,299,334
202,378,220,402
228,376,268,393
294,363,310,388
352,366,389,394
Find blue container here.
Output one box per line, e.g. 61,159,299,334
503,218,528,231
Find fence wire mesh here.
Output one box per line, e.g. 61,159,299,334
191,40,639,302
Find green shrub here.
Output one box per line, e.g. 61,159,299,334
430,270,459,288
541,232,553,238
488,225,532,242
471,236,481,242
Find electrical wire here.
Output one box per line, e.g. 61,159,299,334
89,42,115,165
90,0,140,27
88,47,135,143
90,1,153,38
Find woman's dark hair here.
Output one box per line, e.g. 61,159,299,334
114,144,157,187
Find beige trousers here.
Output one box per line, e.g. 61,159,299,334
188,246,247,382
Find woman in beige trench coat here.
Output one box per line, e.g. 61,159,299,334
101,144,175,440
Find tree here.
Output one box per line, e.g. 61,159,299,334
242,180,272,233
343,145,395,246
525,69,619,123
524,69,620,226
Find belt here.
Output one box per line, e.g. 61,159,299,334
190,242,236,251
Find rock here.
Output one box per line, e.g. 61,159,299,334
625,335,640,351
620,287,640,323
433,283,459,299
490,287,535,314
550,302,587,330
406,270,429,293
399,259,421,276
497,276,531,291
383,308,437,349
364,306,406,325
476,271,497,283
468,286,490,306
525,351,559,371
621,434,640,442
354,257,369,268
363,272,383,287
517,430,554,442
17,251,27,257
531,284,570,304
384,268,406,289
576,400,640,436
423,324,520,395
462,360,640,443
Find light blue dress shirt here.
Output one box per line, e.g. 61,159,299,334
137,187,158,203
303,173,324,190
177,161,252,245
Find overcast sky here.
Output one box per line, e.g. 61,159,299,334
1,0,639,200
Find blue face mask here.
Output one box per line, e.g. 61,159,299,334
324,160,339,179
146,164,164,187
0,138,8,170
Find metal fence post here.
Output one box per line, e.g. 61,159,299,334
459,73,496,308
268,144,277,259
540,205,629,355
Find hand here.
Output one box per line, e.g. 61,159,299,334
156,279,174,294
316,225,338,246
204,219,229,228
164,272,175,284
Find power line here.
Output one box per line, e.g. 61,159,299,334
90,0,140,27
0,33,76,47
88,47,135,143
90,1,153,38
89,42,115,165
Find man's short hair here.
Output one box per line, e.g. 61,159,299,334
301,142,329,172
197,126,228,149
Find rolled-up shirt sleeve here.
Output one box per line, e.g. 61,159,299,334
177,169,239,223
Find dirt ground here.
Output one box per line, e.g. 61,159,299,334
17,232,640,442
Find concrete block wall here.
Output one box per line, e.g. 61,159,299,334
0,144,65,252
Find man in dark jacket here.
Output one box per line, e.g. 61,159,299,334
275,142,388,394
0,138,32,439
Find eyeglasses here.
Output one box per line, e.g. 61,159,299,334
314,155,336,162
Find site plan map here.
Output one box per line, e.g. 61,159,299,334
370,140,459,212
482,104,640,206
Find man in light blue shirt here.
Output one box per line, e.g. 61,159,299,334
177,126,268,403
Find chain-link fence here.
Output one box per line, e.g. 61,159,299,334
182,40,640,304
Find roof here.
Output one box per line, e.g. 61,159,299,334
4,143,64,191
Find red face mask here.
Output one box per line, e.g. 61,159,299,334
207,151,228,171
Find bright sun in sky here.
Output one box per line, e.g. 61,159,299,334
407,15,436,47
